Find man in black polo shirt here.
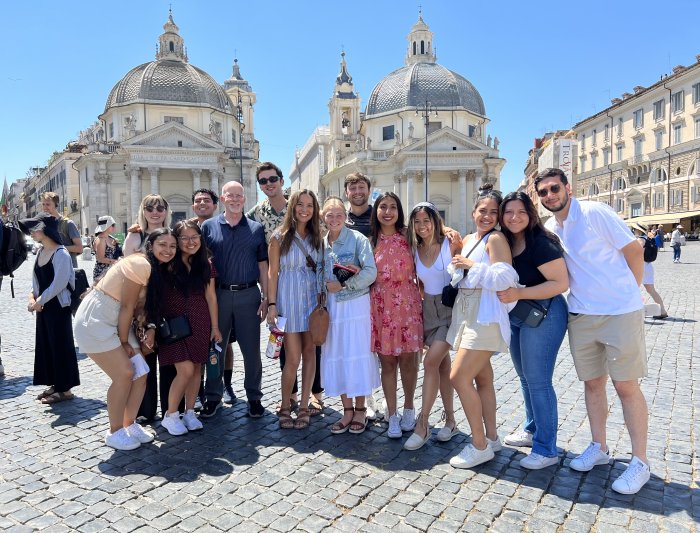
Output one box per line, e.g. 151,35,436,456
345,172,373,237
200,181,268,418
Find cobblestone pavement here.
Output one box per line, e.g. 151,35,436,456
0,244,698,532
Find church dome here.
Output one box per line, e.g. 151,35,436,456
365,14,485,118
104,12,232,113
105,60,232,112
365,62,485,117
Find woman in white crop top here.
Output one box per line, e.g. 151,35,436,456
404,202,462,451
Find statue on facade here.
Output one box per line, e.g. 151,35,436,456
494,137,500,149
473,123,482,142
487,134,492,147
355,137,362,151
395,130,401,145
366,137,372,150
209,118,222,143
124,114,136,137
408,121,414,140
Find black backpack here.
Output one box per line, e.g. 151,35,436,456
643,236,658,263
0,222,28,297
70,268,89,316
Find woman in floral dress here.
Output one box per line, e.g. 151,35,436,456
369,192,423,439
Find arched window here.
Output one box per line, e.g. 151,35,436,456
421,40,425,54
413,42,416,55
169,41,174,52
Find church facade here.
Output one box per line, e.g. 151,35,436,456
289,14,505,234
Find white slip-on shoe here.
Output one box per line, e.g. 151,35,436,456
520,452,559,470
404,428,430,450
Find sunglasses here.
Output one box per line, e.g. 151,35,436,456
537,184,562,198
258,176,280,186
144,205,166,213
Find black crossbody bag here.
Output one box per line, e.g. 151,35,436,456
441,231,492,308
509,298,553,328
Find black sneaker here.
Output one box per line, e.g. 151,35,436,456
223,385,237,404
248,400,264,418
200,400,222,418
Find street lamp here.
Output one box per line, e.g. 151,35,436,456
416,100,437,201
236,88,245,182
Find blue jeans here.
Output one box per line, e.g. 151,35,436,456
672,243,681,261
509,295,568,457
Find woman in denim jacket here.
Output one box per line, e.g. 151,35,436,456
320,196,380,435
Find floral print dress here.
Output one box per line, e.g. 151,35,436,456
370,232,423,355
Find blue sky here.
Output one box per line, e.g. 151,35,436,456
1,0,698,195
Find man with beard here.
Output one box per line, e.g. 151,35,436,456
538,167,650,495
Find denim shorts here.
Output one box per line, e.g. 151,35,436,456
73,289,138,355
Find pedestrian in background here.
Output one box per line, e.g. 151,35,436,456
670,224,683,263
497,192,569,470
632,223,668,319
22,213,79,405
369,192,423,439
92,215,121,282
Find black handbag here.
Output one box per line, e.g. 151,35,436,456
70,268,90,317
441,231,492,308
156,315,192,344
509,299,552,328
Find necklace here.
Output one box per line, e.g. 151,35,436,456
419,240,440,267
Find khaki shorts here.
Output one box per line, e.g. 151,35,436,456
422,293,452,346
446,289,508,353
567,309,647,381
73,289,138,355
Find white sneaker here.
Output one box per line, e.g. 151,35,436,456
570,442,611,472
449,443,494,469
126,423,154,443
400,408,416,432
105,428,140,451
611,457,650,495
182,410,203,431
161,412,188,436
520,452,559,470
486,436,502,452
436,423,459,442
387,414,403,439
194,397,203,411
381,399,389,422
504,430,533,447
366,394,378,421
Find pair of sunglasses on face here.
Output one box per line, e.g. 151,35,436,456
258,176,280,186
144,205,166,213
536,184,562,198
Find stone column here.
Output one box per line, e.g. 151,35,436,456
210,169,220,195
406,171,415,210
148,167,159,195
416,171,426,204
393,175,401,195
192,168,202,192
466,170,477,233
128,166,141,223
458,169,468,234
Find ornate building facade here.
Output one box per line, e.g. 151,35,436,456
27,12,260,234
572,55,700,233
289,14,505,234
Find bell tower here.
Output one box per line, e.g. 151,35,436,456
328,51,361,168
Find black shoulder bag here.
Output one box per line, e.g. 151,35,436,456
441,231,492,308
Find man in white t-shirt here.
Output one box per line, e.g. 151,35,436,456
669,224,683,263
538,168,650,495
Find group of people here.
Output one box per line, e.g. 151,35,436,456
21,165,655,495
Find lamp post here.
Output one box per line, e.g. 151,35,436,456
416,100,437,201
236,88,245,182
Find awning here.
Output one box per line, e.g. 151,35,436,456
626,210,700,226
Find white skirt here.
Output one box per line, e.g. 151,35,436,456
321,293,380,398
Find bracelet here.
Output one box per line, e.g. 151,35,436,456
268,303,276,307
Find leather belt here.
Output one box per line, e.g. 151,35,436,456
216,281,258,291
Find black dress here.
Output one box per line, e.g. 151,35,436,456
34,253,80,393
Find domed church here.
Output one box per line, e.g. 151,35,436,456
289,13,504,233
74,12,259,230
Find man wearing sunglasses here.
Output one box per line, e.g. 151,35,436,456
538,168,650,495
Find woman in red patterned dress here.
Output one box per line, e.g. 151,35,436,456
158,220,222,436
369,192,423,440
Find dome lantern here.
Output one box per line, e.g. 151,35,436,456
156,10,188,62
406,12,435,66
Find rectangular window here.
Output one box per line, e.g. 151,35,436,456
468,125,476,137
615,198,624,213
633,109,644,129
671,90,684,113
616,145,623,162
634,138,643,158
655,130,664,151
164,116,184,124
591,153,597,168
108,122,114,139
603,150,609,166
653,99,665,121
580,134,586,150
631,202,642,217
695,118,700,139
382,125,395,141
592,129,597,146
673,124,682,145
427,121,442,135
617,118,623,137
580,158,586,173
604,124,609,141
693,83,700,105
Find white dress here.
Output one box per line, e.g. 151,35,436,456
321,292,380,398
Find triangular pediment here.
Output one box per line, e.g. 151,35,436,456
625,187,645,199
404,127,487,153
122,122,223,150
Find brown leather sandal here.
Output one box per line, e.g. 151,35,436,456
278,408,295,429
308,398,324,417
294,408,311,429
331,407,355,434
349,407,367,434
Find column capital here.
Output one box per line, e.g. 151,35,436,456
458,169,468,179
148,166,160,176
191,168,202,177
